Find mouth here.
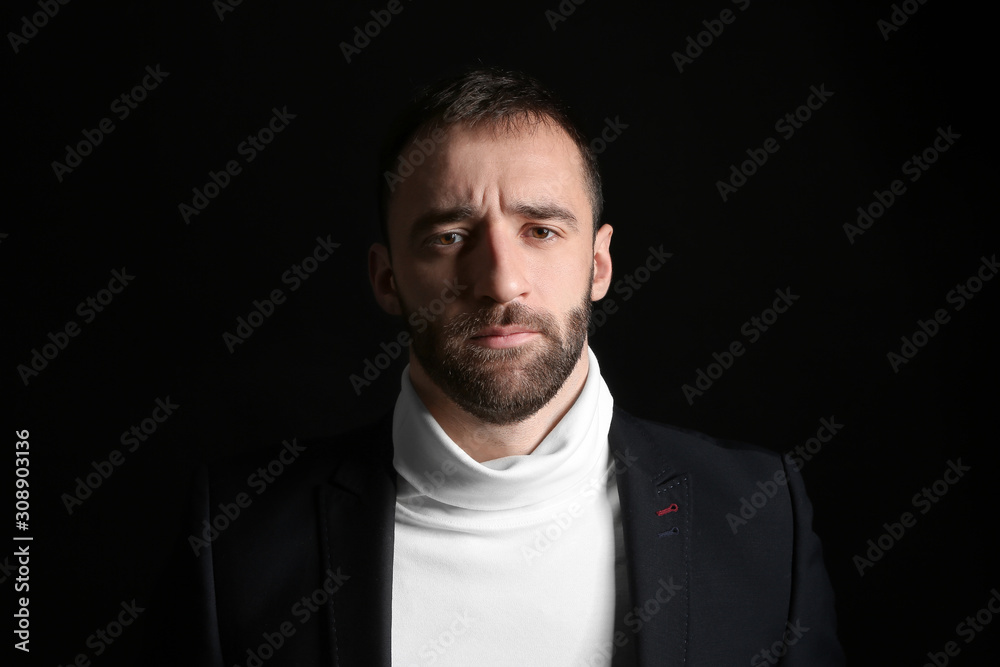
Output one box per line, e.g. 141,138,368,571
469,326,540,349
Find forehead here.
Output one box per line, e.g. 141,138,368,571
387,119,591,234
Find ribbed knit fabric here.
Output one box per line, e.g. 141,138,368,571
390,347,621,666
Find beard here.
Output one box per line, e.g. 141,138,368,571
402,291,592,425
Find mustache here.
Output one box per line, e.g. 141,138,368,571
441,302,558,339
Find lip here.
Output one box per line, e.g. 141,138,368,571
470,326,539,349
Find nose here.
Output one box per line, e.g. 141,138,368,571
467,221,529,305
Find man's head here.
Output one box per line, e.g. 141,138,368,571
369,68,613,425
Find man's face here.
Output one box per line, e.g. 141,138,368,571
371,119,612,424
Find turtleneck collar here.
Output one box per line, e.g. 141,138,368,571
391,346,615,512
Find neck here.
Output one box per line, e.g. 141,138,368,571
407,348,591,463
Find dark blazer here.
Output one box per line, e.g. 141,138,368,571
144,407,845,666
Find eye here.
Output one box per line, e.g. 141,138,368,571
431,232,464,246
528,227,556,240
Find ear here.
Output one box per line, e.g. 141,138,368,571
590,223,614,301
368,242,402,316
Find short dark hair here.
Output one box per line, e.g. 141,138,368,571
376,67,603,248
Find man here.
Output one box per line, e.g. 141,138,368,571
146,68,844,666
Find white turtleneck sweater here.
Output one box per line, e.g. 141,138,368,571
390,347,623,667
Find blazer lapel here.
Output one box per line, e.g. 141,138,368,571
319,424,396,667
611,407,691,666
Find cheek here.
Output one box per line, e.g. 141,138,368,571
393,262,434,300
395,269,461,315
533,255,592,293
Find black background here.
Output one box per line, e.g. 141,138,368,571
5,0,996,664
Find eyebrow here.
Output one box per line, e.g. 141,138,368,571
509,202,579,233
408,201,579,243
409,205,478,243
